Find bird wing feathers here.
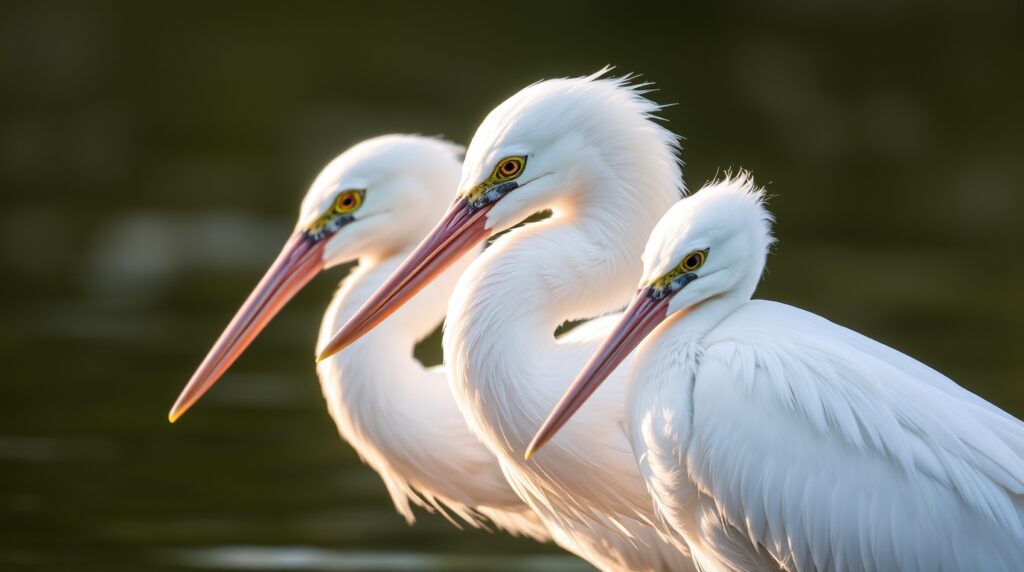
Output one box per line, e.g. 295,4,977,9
681,300,1024,571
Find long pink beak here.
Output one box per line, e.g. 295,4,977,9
168,232,325,423
316,199,491,361
525,288,670,460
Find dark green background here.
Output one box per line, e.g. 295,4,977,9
3,2,1023,570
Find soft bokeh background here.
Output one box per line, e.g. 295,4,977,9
3,1,1023,570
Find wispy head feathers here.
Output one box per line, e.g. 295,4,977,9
643,170,775,291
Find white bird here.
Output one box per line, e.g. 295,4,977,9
319,73,696,571
529,173,1024,571
167,135,549,541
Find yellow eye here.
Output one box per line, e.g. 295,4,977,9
335,190,363,213
680,250,707,272
494,157,525,180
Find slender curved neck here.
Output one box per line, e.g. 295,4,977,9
320,254,446,353
446,170,678,446
506,170,676,324
317,247,467,402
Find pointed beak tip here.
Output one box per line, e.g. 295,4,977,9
318,326,358,362
316,344,339,363
168,232,326,426
523,435,546,461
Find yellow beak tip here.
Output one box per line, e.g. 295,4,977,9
168,409,182,424
316,347,339,363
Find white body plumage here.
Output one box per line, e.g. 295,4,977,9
537,174,1024,571
316,230,548,539
318,74,699,570
632,176,1024,570
305,136,549,539
171,135,548,541
440,75,696,570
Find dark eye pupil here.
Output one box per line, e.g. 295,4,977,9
503,162,515,173
686,255,700,268
343,197,353,206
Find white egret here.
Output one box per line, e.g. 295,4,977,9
319,73,696,571
167,135,549,541
529,173,1024,571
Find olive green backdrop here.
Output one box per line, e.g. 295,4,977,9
2,1,1023,570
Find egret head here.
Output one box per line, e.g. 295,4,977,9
168,135,462,422
318,70,682,360
457,70,680,231
640,172,773,316
526,172,773,459
300,135,463,266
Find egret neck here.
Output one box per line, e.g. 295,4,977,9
445,173,674,455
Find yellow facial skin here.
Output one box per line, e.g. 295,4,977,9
645,249,708,299
307,189,365,239
461,156,527,207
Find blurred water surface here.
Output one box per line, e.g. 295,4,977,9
2,2,1023,570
